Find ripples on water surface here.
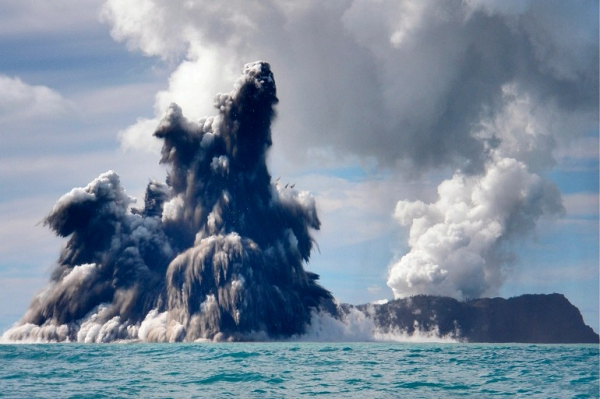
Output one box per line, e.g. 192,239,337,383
1,343,598,398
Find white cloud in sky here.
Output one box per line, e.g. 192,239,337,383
0,197,62,267
0,0,102,35
73,82,163,119
305,175,402,249
554,136,599,165
118,117,163,154
563,193,599,218
0,74,72,121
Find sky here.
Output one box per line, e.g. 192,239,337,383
0,0,598,333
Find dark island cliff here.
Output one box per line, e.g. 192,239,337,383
347,293,599,343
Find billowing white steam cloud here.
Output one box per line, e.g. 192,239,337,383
100,0,597,302
102,0,597,168
388,85,568,299
388,152,563,300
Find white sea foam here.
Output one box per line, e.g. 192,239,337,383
293,307,459,343
2,304,459,344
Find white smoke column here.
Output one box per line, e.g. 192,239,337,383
387,85,565,300
388,153,563,300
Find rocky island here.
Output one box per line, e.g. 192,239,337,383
348,293,599,343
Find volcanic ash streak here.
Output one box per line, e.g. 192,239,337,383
3,61,334,343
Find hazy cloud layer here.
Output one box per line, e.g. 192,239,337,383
0,0,101,35
103,0,598,172
0,74,72,121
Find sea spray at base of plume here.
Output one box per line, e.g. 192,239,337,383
6,293,595,343
295,306,459,343
1,305,458,343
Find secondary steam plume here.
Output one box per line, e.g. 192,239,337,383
387,86,566,300
387,153,563,300
4,61,334,342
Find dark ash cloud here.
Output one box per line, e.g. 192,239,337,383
4,62,334,342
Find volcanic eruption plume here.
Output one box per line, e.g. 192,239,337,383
99,1,597,313
4,61,334,343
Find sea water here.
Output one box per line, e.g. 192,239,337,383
0,343,598,398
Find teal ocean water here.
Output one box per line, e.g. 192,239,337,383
0,343,598,398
